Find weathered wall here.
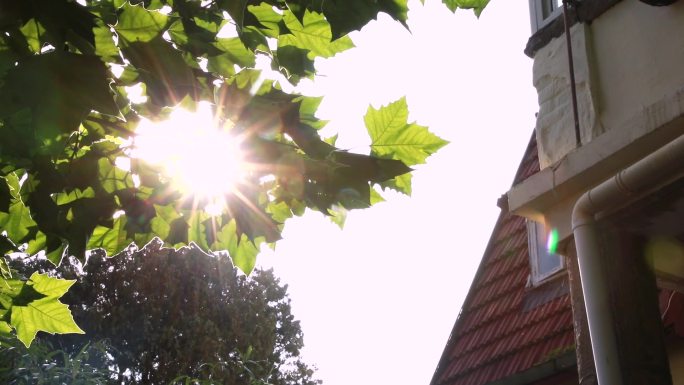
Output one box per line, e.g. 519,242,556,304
532,0,684,169
533,23,601,168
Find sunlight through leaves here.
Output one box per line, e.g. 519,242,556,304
131,102,245,213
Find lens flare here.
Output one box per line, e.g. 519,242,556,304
131,102,245,210
547,228,559,254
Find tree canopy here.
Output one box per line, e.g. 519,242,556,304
0,0,488,347
7,243,319,384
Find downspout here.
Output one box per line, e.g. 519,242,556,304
562,0,582,147
572,133,684,385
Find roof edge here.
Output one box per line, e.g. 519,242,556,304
428,209,506,385
429,130,538,385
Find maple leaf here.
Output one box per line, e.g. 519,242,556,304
8,273,84,347
366,97,448,194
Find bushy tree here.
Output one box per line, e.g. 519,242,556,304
12,242,320,384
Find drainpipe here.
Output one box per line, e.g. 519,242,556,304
562,0,582,147
572,133,684,385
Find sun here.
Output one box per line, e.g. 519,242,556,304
131,102,246,212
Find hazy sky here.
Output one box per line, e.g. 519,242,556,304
257,1,538,384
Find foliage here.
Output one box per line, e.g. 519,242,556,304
0,271,84,347
0,336,116,384
0,0,486,346
12,242,320,385
442,0,490,15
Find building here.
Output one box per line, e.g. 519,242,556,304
429,135,578,385
432,1,684,384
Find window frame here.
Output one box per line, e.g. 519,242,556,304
529,0,564,33
527,220,565,286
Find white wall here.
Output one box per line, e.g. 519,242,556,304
532,0,684,168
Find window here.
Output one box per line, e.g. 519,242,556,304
529,0,563,32
527,220,565,285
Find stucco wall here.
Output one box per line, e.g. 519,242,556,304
532,0,684,169
533,23,601,168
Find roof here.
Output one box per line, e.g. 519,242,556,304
431,133,576,385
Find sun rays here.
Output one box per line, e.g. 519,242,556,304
131,101,248,215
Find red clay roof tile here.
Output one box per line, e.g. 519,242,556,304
430,134,575,385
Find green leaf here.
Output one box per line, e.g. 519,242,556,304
11,296,84,347
370,186,385,204
210,220,237,256
213,38,255,66
296,95,323,118
25,231,66,265
366,97,448,166
10,273,83,347
247,3,283,38
266,201,292,223
19,19,46,53
275,45,315,80
317,0,409,39
221,0,249,29
149,204,181,240
0,306,10,322
4,172,22,201
45,244,67,266
94,20,120,62
211,219,260,274
45,242,66,266
98,158,134,193
27,0,97,52
231,237,261,275
115,2,168,43
207,37,256,77
193,15,225,35
280,11,354,59
187,211,209,250
25,232,46,257
0,258,10,279
0,320,12,336
0,278,24,301
122,37,197,106
327,205,347,229
54,187,96,205
0,53,118,155
443,0,490,16
28,272,75,299
0,200,36,243
87,216,130,256
380,172,412,195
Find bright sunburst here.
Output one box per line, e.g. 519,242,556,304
131,102,246,213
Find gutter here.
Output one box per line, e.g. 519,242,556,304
571,133,684,384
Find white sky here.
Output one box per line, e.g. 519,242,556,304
257,1,538,384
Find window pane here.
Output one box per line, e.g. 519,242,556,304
535,222,563,276
538,247,563,275
541,0,561,19
541,0,555,18
527,221,564,285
